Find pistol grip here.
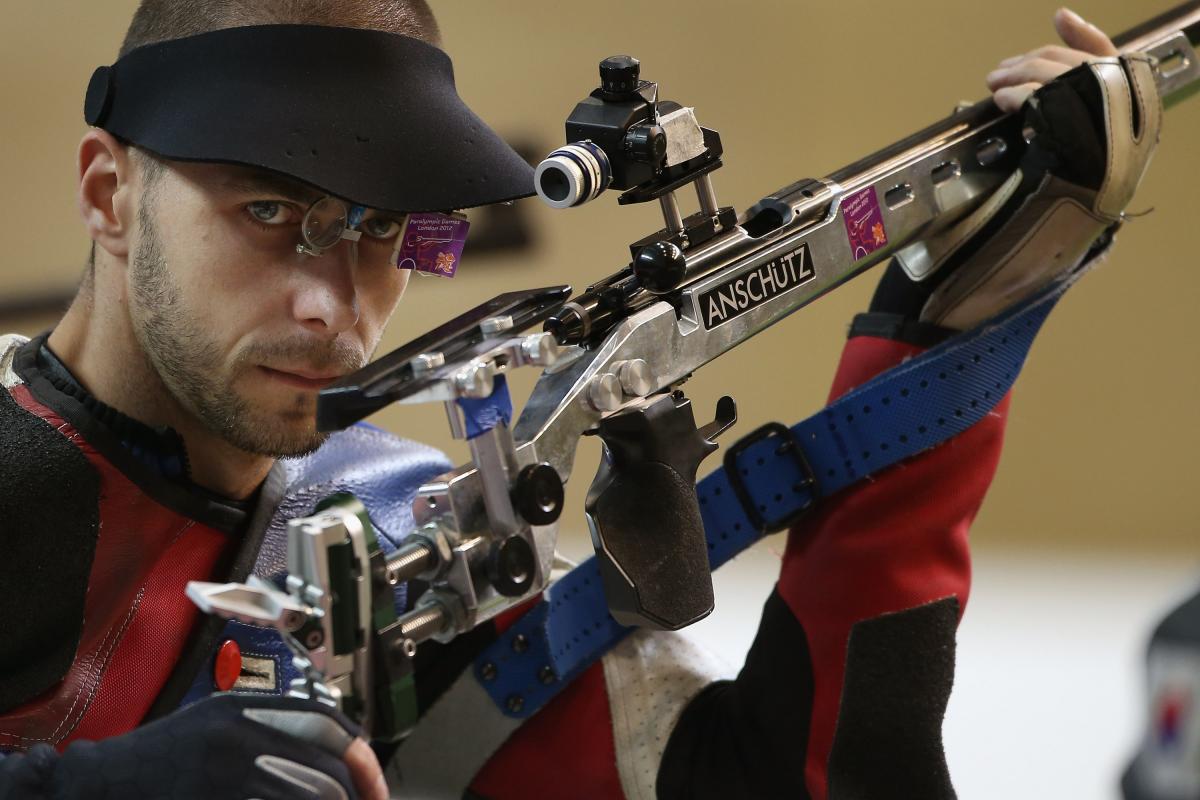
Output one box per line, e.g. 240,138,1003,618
584,393,726,630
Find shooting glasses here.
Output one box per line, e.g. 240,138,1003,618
293,196,468,279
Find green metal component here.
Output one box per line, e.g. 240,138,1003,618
316,492,418,741
373,672,419,743
325,539,359,653
317,494,372,654
316,493,374,542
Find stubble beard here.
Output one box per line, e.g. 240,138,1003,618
128,201,354,458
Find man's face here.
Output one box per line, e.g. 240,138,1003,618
126,159,411,457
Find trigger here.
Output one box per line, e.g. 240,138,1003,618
697,395,737,443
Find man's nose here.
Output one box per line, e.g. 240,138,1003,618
290,244,361,334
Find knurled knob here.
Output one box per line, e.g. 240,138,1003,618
600,55,641,95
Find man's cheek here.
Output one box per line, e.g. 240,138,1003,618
363,270,411,351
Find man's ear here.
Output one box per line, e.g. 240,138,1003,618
77,129,136,261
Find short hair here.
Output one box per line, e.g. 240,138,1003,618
119,0,441,58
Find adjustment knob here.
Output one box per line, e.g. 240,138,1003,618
633,241,687,294
623,124,667,164
489,535,537,597
512,463,565,525
588,373,624,412
599,55,641,95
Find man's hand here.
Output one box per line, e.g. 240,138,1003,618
0,694,389,799
872,6,1162,331
988,7,1118,112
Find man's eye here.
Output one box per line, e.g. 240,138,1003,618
246,201,297,226
362,216,404,239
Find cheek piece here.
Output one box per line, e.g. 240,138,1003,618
83,24,535,216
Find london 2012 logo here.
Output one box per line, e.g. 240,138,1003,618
842,186,888,261
699,243,816,330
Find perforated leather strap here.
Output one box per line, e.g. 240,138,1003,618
473,275,1072,720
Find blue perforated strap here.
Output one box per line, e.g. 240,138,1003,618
474,277,1072,719
722,277,1065,531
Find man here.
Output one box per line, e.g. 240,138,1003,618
0,2,513,798
0,3,1162,799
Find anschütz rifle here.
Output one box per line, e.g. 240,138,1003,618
186,2,1200,742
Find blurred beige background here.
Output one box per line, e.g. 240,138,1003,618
1,0,1196,556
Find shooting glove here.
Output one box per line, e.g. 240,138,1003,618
0,694,360,800
879,53,1162,331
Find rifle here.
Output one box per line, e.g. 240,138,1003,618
186,2,1200,740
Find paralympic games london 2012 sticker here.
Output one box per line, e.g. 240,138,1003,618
391,212,470,278
842,186,888,261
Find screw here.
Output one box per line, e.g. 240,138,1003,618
454,360,495,398
480,315,514,336
512,634,530,654
304,630,324,649
410,351,445,375
391,639,417,665
506,694,524,713
480,662,498,682
538,666,557,685
520,333,559,367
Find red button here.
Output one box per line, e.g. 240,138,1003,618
214,639,242,692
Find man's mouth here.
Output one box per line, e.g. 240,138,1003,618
258,365,345,391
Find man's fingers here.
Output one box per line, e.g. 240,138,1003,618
998,44,1092,74
1054,7,1118,57
993,83,1042,114
1031,44,1094,68
345,738,389,800
989,8,1118,112
987,58,1071,91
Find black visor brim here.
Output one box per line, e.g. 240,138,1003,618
85,25,535,213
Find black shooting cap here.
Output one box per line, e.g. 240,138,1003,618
84,24,535,212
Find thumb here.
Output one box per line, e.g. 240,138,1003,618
345,738,389,800
1055,7,1119,57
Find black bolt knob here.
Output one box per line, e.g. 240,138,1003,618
633,241,687,294
599,55,641,95
512,463,565,525
489,535,537,597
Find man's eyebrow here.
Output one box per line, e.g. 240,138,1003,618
220,173,323,203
